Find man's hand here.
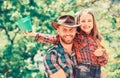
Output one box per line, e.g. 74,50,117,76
50,69,66,78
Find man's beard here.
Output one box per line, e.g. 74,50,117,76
60,35,74,44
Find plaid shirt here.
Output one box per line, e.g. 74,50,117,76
35,33,59,44
35,33,108,66
44,43,77,78
73,31,108,66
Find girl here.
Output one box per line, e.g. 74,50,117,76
23,9,108,78
73,9,107,78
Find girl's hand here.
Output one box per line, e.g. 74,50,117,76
22,31,36,36
94,48,106,56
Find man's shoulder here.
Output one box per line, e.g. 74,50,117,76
46,45,59,56
44,45,59,61
48,45,58,52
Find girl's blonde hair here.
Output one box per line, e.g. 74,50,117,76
75,9,103,47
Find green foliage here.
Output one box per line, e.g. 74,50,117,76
0,0,120,78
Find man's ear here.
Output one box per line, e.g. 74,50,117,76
57,29,60,35
56,27,59,32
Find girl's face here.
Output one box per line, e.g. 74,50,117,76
79,13,93,34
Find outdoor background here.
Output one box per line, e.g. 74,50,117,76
0,0,120,78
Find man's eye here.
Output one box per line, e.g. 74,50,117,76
62,29,66,32
70,29,73,31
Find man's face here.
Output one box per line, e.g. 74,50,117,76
57,25,77,44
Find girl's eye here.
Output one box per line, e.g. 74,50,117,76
88,19,92,22
81,20,85,23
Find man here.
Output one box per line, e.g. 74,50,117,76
22,14,106,78
44,15,80,78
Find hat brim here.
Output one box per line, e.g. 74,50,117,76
52,22,80,30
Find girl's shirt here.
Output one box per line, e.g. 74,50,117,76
35,34,58,44
35,32,108,66
73,31,108,66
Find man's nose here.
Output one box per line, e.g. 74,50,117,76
66,33,70,36
66,31,71,35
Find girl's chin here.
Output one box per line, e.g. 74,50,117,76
84,31,91,34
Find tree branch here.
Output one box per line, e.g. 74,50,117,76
0,25,13,44
98,0,114,20
101,27,120,35
12,30,19,44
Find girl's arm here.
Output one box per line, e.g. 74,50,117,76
22,31,59,44
94,48,108,66
97,51,108,66
35,33,59,44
